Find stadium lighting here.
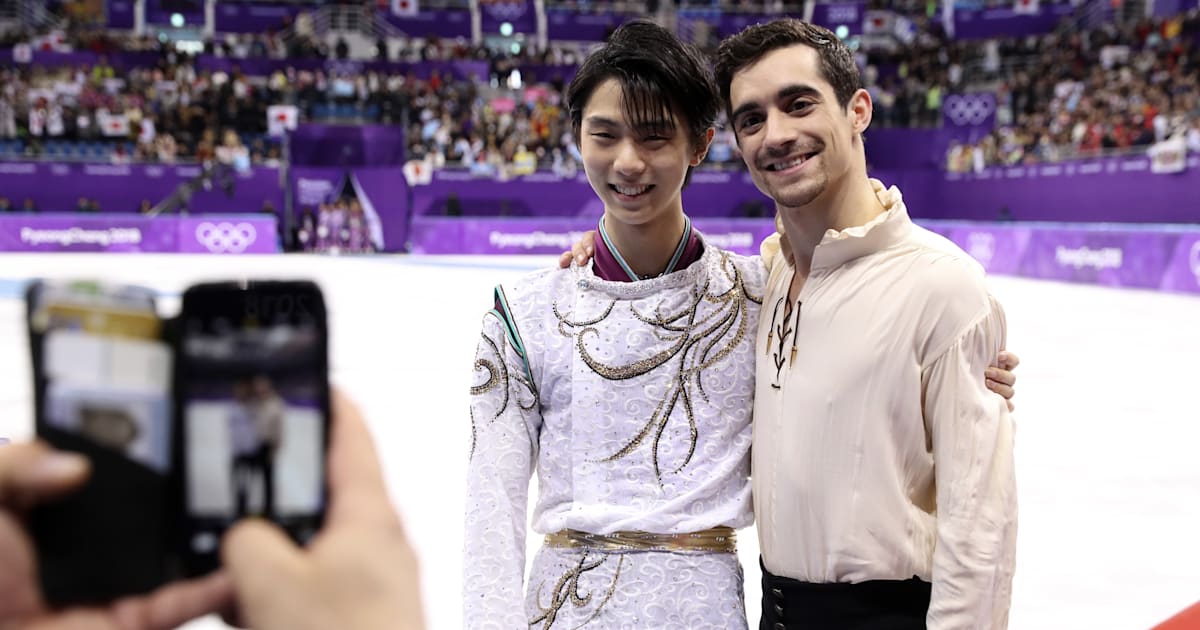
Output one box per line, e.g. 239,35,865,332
170,12,184,28
500,22,513,37
836,25,849,39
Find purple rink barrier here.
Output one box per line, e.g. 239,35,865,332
923,221,1200,295
0,162,284,216
930,155,1200,224
410,169,772,218
408,217,779,257
0,214,278,254
409,217,1200,296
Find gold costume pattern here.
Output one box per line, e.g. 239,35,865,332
553,254,761,482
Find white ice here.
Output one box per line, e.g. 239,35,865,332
0,253,1197,630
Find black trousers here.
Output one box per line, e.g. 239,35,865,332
233,446,274,519
760,558,932,630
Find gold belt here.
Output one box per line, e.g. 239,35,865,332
544,526,737,554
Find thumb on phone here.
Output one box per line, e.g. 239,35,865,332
222,519,308,625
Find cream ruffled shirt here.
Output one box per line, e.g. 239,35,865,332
753,180,1017,629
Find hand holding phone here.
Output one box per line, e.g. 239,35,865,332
25,279,331,604
175,281,330,576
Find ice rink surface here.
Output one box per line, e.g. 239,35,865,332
1,253,1197,630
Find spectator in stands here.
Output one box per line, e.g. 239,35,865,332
21,198,39,213
0,95,16,139
0,198,12,213
139,199,153,215
1188,117,1200,154
75,197,90,213
155,133,178,163
296,205,317,252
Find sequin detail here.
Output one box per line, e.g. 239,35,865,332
469,328,538,461
530,552,624,630
555,252,761,483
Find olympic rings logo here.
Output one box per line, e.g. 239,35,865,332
481,0,527,20
943,94,995,127
195,222,257,253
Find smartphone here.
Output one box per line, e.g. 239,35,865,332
26,280,175,605
174,281,330,577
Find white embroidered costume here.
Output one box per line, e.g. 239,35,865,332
464,241,770,629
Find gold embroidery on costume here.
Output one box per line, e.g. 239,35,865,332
556,254,762,482
470,329,539,461
529,552,624,630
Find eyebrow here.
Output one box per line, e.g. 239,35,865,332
584,115,676,135
731,84,824,123
584,115,620,127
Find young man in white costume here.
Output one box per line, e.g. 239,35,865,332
469,20,1019,630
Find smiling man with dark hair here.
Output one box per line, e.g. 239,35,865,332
716,19,1017,630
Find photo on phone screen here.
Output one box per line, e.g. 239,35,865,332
26,280,173,605
176,282,329,575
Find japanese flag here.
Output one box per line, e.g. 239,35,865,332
392,0,418,17
98,112,130,137
1013,0,1039,15
267,104,299,136
403,159,432,185
32,31,69,52
12,43,32,64
863,11,894,35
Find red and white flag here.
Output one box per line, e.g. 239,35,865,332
12,43,32,64
392,0,419,17
1013,0,1040,15
31,31,70,52
267,104,299,136
862,11,895,35
98,111,130,137
403,159,432,185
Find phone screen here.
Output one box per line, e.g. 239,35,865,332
176,282,329,575
26,280,173,604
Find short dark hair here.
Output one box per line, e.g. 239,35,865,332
714,19,862,122
567,19,719,150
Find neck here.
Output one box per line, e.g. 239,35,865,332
779,170,886,276
601,208,689,279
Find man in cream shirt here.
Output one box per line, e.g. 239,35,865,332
716,20,1016,629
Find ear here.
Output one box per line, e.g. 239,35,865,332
691,127,716,167
847,88,873,136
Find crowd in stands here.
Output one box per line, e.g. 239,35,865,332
2,2,1199,175
946,12,1200,171
294,197,375,254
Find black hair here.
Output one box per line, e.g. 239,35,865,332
714,18,862,122
567,20,719,164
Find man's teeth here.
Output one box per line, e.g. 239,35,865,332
614,184,651,196
768,155,810,171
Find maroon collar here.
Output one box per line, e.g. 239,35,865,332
593,223,704,282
